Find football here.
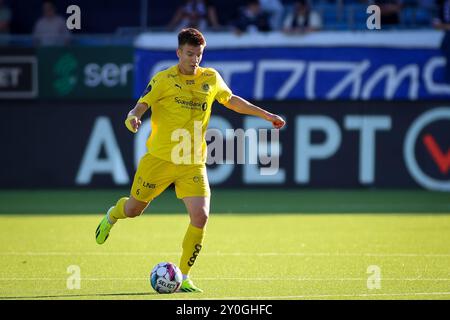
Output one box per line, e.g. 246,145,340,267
150,262,183,294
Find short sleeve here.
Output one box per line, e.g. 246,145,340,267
137,73,162,108
214,71,233,105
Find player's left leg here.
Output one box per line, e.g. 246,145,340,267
179,196,210,292
174,164,210,292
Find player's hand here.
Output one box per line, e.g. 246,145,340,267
267,114,286,129
125,115,142,133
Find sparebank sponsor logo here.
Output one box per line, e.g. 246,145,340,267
175,97,207,111
53,54,133,96
54,53,78,96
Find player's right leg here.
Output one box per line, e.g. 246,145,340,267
95,196,149,244
95,152,174,245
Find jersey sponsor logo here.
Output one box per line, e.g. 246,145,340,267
186,80,195,85
192,176,204,183
138,176,156,188
202,83,210,92
143,181,156,189
174,97,207,111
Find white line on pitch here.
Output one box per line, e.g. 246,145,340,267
179,291,450,300
2,291,450,300
1,252,450,257
1,277,450,282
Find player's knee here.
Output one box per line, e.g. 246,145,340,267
125,207,142,218
124,202,146,218
192,207,209,228
199,214,209,227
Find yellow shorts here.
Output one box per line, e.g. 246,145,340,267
131,152,210,202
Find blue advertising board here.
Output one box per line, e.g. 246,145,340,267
134,46,450,101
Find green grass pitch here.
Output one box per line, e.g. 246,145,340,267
0,190,449,300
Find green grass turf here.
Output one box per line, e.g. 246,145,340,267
0,213,449,300
0,189,449,213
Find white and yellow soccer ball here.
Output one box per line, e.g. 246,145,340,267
150,262,183,294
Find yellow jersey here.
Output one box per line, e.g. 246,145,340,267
137,65,232,164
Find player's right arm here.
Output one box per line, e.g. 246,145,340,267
125,102,148,133
125,72,163,133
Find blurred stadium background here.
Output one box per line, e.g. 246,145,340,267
0,0,449,300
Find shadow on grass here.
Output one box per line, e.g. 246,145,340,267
0,291,162,299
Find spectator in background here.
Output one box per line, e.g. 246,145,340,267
419,0,436,9
259,0,284,30
433,0,450,82
373,0,403,26
32,1,71,46
233,0,271,35
168,0,220,32
0,0,11,34
282,0,322,34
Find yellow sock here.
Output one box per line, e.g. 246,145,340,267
107,197,128,224
179,224,205,276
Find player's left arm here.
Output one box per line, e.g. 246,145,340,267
223,95,286,129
